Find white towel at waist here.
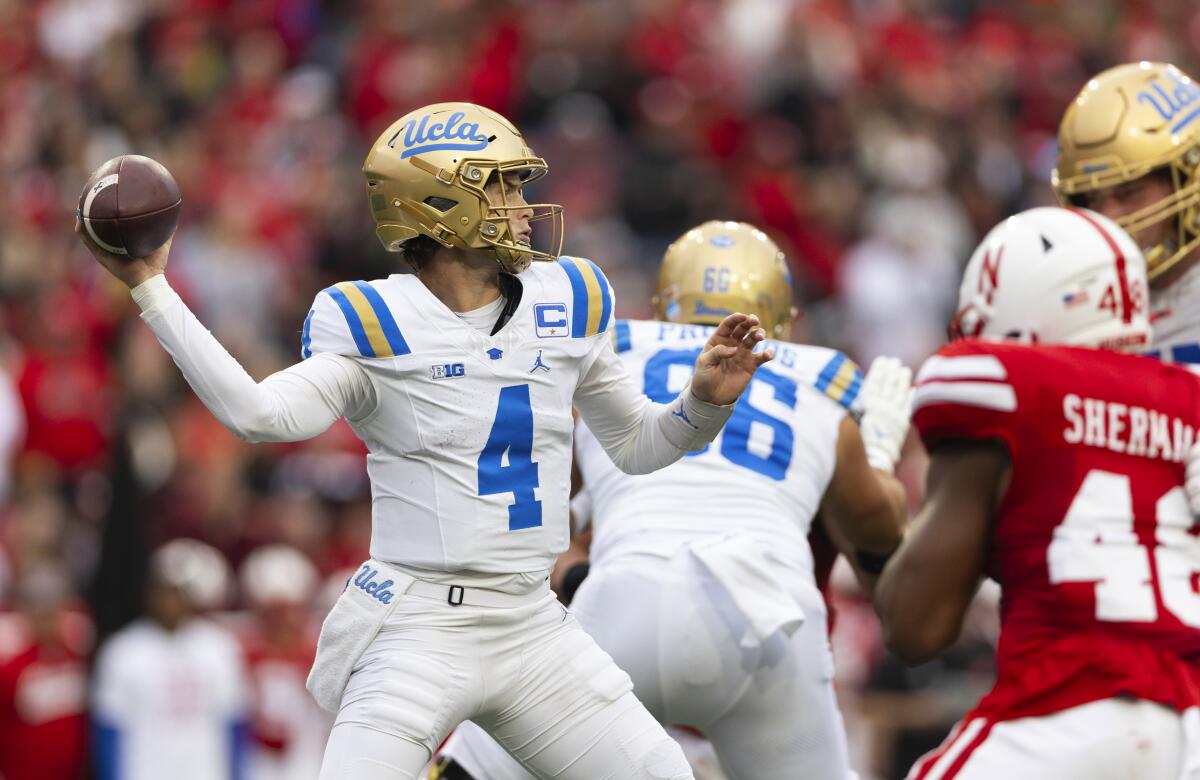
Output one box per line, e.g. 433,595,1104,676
688,533,807,645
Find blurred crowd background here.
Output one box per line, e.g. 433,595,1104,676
0,0,1197,778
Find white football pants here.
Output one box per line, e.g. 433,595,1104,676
907,699,1200,780
316,585,693,780
439,723,732,780
440,549,853,780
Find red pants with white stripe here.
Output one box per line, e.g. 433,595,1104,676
907,699,1200,780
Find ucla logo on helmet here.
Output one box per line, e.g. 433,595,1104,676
388,111,491,159
1137,72,1200,133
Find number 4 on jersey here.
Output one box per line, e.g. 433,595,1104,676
478,384,542,530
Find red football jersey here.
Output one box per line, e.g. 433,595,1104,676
913,338,1200,722
0,642,88,780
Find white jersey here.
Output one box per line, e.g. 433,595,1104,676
301,258,609,573
91,618,249,780
134,257,728,579
1149,260,1200,363
578,319,859,577
299,258,731,575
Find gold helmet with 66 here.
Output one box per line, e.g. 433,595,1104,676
655,221,795,338
363,102,563,273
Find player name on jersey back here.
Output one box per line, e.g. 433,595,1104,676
1063,394,1195,462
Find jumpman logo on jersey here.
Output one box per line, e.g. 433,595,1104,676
529,350,551,373
672,403,698,430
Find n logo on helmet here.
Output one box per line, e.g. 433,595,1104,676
388,111,491,159
979,246,1003,304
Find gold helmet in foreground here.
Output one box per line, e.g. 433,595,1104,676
363,102,563,273
1052,62,1200,280
655,221,795,339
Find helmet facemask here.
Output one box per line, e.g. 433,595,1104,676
1109,148,1200,279
402,155,564,273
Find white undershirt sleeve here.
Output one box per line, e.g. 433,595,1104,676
573,338,732,475
131,275,377,443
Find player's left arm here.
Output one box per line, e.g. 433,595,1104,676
873,440,1009,665
819,415,908,594
820,356,914,592
574,312,767,475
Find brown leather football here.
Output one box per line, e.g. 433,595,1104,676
78,155,181,258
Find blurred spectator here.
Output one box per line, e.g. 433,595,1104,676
91,539,249,780
0,358,25,501
235,544,330,780
0,564,91,780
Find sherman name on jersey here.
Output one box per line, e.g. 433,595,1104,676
577,318,863,579
301,257,614,574
913,338,1200,722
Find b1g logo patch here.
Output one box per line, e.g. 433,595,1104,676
534,303,568,338
431,362,466,380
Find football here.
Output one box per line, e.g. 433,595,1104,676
78,155,181,258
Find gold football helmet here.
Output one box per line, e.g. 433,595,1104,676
655,221,795,338
363,102,563,273
1053,62,1200,280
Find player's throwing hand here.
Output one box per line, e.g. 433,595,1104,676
691,312,773,406
76,215,172,290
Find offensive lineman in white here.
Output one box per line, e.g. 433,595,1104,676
76,103,774,780
439,222,912,779
1052,62,1200,360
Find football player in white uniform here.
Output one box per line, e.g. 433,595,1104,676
437,221,912,780
1053,61,1200,359
76,103,774,780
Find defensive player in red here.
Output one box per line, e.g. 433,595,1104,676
875,206,1200,779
